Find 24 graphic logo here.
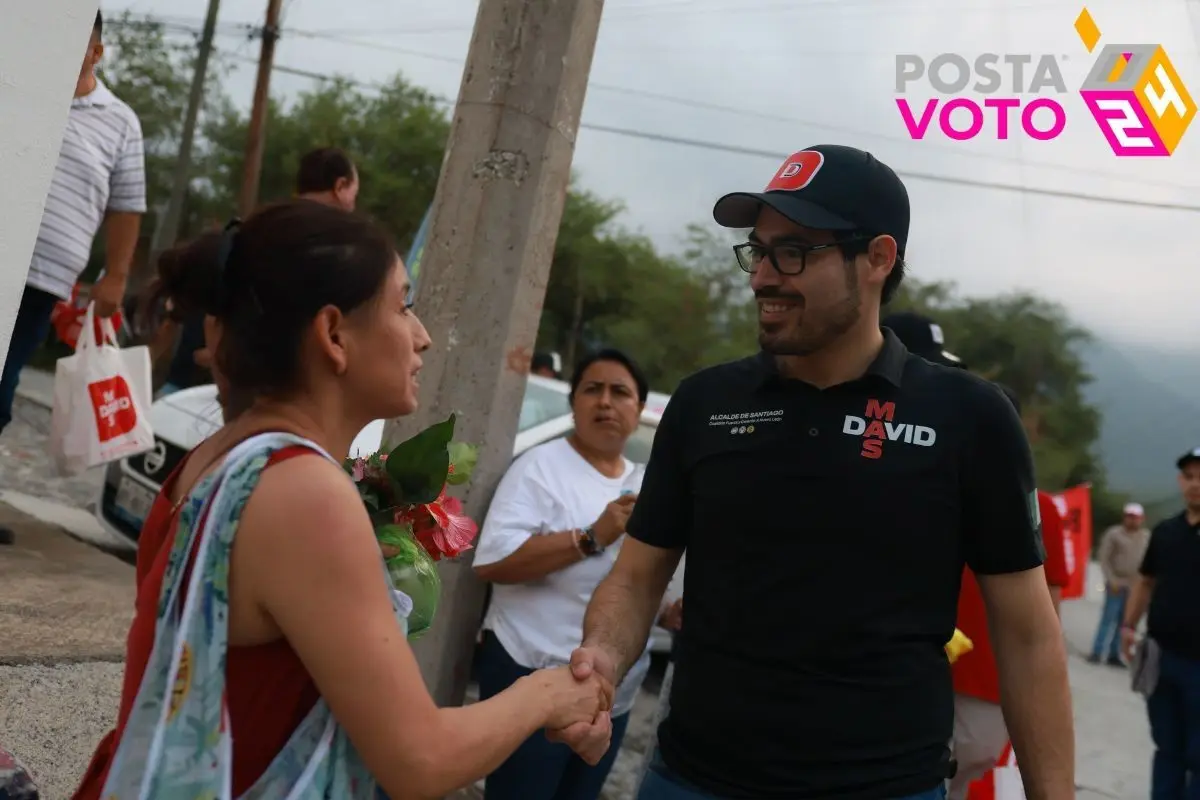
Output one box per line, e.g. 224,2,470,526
1075,6,1197,156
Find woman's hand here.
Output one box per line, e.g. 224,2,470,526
523,666,613,731
592,494,637,547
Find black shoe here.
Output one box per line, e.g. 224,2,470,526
1106,657,1126,668
0,527,13,546
1085,654,1101,664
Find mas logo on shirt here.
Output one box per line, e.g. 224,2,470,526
842,399,937,460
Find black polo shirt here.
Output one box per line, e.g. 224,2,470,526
627,331,1045,800
1141,512,1200,660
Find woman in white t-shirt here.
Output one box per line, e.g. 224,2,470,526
473,349,672,800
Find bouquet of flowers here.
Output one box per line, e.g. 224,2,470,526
344,414,479,638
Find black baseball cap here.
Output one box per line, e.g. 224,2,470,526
882,311,965,369
712,144,910,254
1177,446,1200,470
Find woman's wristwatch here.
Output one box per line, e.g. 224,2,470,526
576,526,605,557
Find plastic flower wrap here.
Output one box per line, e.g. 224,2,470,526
344,414,479,639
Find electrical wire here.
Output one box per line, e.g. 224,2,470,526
249,55,1200,213
121,15,1200,192
111,13,1200,212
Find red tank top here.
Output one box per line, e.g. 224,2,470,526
73,446,321,800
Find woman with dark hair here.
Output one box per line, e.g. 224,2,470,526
71,200,611,800
471,348,678,800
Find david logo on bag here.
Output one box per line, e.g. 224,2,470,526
88,376,138,442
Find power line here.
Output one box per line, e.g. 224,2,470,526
189,17,1200,193
247,55,1200,213
307,0,1095,36
116,12,1200,192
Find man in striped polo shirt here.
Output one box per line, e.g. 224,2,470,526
0,10,146,436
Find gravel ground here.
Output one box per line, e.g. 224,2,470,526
0,661,661,800
0,397,103,509
0,662,123,800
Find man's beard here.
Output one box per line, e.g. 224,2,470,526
758,262,861,356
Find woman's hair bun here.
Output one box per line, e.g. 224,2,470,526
155,229,224,320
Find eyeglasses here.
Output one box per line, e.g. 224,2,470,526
733,236,871,276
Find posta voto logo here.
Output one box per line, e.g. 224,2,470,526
894,7,1196,156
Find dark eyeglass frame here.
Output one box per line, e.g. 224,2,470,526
733,235,872,276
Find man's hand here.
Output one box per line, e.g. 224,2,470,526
546,710,613,765
546,644,619,764
90,272,127,319
1120,626,1138,663
568,643,617,685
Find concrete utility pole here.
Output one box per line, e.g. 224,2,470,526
381,0,605,708
237,0,283,217
149,0,220,263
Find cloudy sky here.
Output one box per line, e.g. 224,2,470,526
109,0,1200,352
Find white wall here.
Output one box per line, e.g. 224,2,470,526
0,2,99,371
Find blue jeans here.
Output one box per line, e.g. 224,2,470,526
1091,587,1128,660
1148,647,1200,800
0,286,59,434
476,632,630,800
637,750,947,799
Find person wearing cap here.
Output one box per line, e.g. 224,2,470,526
1121,447,1200,800
554,145,1073,800
1088,502,1150,666
946,384,1073,800
881,311,966,369
882,321,1073,797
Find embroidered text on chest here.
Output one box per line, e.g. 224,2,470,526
708,409,785,435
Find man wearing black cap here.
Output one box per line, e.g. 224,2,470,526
1121,446,1200,799
553,145,1073,799
882,311,965,369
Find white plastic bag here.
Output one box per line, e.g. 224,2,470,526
992,744,1027,800
50,303,154,476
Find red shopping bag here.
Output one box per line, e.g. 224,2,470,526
51,283,123,349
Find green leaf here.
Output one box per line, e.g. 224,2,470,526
446,442,478,486
384,415,456,505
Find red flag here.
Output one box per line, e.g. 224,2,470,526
1051,484,1093,600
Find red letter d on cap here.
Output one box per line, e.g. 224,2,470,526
766,150,825,192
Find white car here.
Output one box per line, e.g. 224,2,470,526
95,374,682,653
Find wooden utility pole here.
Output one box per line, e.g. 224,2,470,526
237,0,283,217
381,0,605,708
148,0,220,270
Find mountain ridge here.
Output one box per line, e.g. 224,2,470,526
1081,339,1199,500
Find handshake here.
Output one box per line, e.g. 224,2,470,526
528,644,620,765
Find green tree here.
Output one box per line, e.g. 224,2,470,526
890,280,1127,533
197,77,449,250
536,197,757,389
